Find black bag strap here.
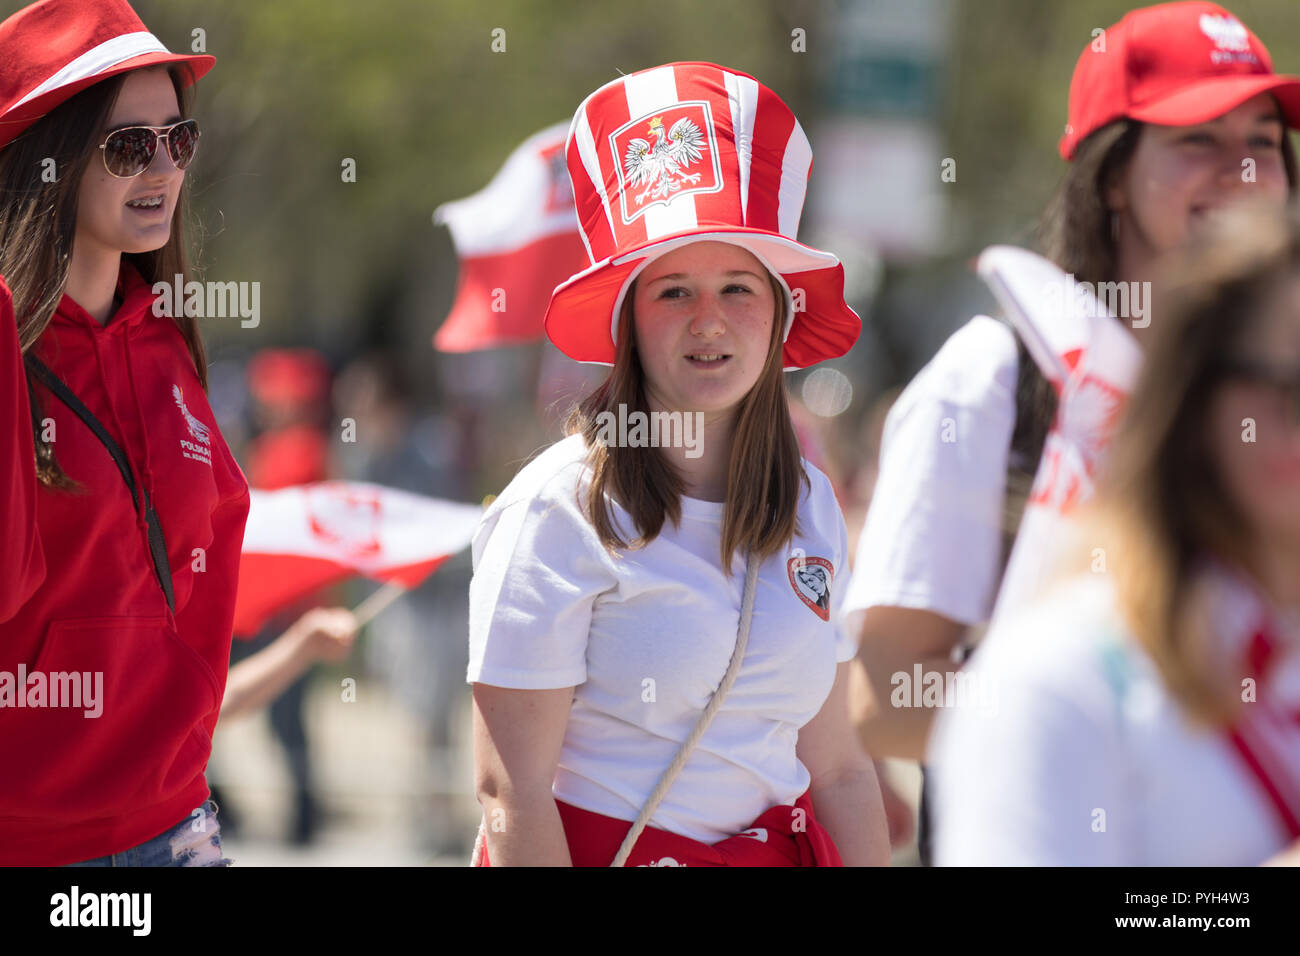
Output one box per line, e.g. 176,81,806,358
24,353,175,613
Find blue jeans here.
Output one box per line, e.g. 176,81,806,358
64,799,232,867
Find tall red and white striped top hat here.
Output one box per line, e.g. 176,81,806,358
0,0,215,152
544,62,861,369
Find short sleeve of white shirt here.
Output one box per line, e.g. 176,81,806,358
466,434,859,842
467,437,618,689
842,315,1019,631
926,584,1130,865
824,476,859,664
927,575,1289,866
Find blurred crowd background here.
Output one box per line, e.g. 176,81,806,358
84,0,1300,864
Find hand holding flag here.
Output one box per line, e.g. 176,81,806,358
234,481,483,637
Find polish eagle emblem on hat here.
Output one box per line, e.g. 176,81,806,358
610,102,722,224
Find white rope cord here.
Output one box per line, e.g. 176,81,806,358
470,817,486,867
609,551,759,867
470,551,759,868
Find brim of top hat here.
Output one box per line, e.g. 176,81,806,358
1060,72,1300,159
543,226,862,370
0,51,215,152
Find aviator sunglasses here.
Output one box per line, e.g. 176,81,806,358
97,119,200,178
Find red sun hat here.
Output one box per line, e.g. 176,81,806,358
1060,1,1300,160
0,0,215,153
544,61,860,370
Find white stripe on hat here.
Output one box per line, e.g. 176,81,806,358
15,32,170,108
622,65,699,241
724,70,758,223
572,108,610,266
777,119,812,240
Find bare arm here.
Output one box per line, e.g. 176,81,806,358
220,608,357,720
798,660,891,866
849,605,968,761
472,683,575,866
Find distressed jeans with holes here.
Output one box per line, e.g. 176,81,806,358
64,799,233,867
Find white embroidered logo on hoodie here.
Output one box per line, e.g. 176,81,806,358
173,385,213,466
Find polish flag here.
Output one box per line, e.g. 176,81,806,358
233,481,483,636
975,246,1143,624
433,122,588,352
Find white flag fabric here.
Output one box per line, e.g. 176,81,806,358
432,121,588,352
975,246,1143,624
234,481,482,635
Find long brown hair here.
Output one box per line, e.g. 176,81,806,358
1088,203,1300,727
0,65,208,488
1040,119,1300,287
566,267,808,570
1006,117,1300,563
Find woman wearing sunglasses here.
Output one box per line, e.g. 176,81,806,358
0,0,249,866
840,0,1300,863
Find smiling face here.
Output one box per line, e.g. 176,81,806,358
74,68,186,262
1108,93,1290,266
630,240,779,421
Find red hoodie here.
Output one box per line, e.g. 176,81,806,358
0,264,250,866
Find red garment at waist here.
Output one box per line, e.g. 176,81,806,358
480,789,842,867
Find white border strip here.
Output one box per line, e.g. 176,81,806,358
572,109,612,266
724,70,758,222
777,120,813,240
16,32,170,108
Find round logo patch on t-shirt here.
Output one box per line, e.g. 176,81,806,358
788,556,833,621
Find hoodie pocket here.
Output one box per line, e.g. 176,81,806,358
0,616,219,820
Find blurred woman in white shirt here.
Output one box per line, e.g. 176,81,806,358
931,204,1300,865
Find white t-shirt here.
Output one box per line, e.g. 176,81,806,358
468,433,858,843
928,574,1297,865
841,316,1019,633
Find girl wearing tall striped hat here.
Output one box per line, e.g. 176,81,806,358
467,61,889,866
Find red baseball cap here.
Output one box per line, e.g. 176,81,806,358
0,0,214,152
1060,1,1300,160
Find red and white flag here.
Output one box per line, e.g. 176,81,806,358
233,481,483,636
433,122,588,352
976,245,1143,624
